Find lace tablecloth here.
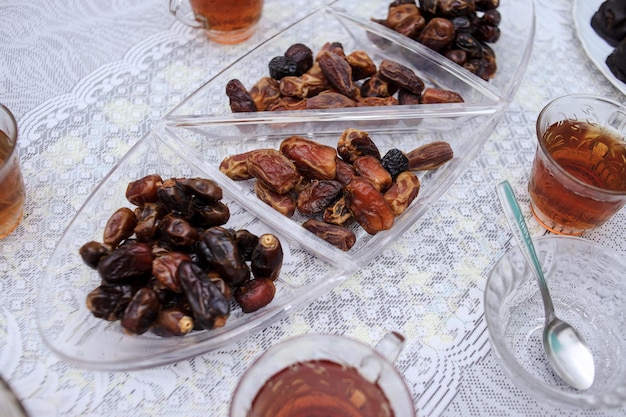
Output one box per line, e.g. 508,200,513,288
1,0,625,416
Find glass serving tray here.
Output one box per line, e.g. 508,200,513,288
38,1,535,371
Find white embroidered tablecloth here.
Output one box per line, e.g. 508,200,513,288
1,0,625,416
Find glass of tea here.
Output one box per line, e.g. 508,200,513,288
0,103,25,240
528,94,626,235
169,0,263,44
229,332,415,417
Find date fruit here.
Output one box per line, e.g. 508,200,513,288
302,218,356,251
234,278,276,313
344,177,395,235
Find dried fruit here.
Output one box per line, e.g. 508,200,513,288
126,174,163,207
254,180,297,217
152,252,192,293
279,135,337,180
250,234,283,281
323,197,353,226
344,177,395,235
346,50,377,80
196,226,250,287
219,150,256,181
378,59,425,95
97,241,153,283
381,148,409,180
297,180,343,215
285,43,314,75
121,287,160,335
151,307,194,337
178,261,230,330
317,51,357,99
302,218,356,251
226,79,257,113
406,141,454,170
353,155,392,192
305,92,357,109
86,284,135,321
421,88,464,104
337,128,381,163
384,171,421,215
234,278,276,313
246,149,301,194
269,56,299,80
79,241,111,269
250,77,281,111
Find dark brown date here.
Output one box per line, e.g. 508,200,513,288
126,174,163,207
157,178,194,218
417,17,456,52
178,177,222,203
406,141,454,170
285,43,314,75
317,51,357,99
344,177,395,235
159,215,198,247
152,252,192,293
360,73,397,98
297,180,343,215
334,158,358,185
103,207,138,248
226,79,257,113
121,287,160,335
195,227,250,287
246,149,301,194
79,241,111,269
97,241,153,283
192,199,230,228
151,307,194,337
346,50,377,80
178,261,230,330
379,59,425,95
86,284,135,321
234,278,276,313
250,233,283,281
279,135,337,180
234,229,259,261
302,218,356,251
133,203,164,243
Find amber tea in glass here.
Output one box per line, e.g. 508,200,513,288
0,104,25,240
529,95,626,235
229,333,415,417
249,359,394,417
170,0,263,44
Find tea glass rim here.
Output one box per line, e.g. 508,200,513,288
535,93,626,197
0,103,19,178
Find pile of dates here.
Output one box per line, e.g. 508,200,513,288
79,175,283,337
225,41,464,113
372,0,501,81
220,128,453,251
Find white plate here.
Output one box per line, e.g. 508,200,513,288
573,0,626,96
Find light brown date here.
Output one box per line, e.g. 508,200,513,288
406,141,454,171
246,149,301,194
384,171,421,216
337,128,381,163
378,59,425,95
421,88,464,104
254,180,296,217
302,218,356,251
305,92,356,109
296,180,343,215
344,177,395,235
353,155,392,192
346,50,377,80
279,135,337,180
249,77,281,111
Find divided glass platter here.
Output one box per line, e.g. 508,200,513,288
38,1,535,370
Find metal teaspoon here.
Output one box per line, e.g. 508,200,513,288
496,180,595,390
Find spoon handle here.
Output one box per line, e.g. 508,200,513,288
496,181,555,321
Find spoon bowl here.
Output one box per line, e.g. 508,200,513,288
496,181,595,390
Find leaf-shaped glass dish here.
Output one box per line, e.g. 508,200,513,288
38,1,534,371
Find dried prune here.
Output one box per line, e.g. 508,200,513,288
250,234,283,281
178,261,230,330
381,148,409,180
269,56,299,80
195,226,250,287
121,287,160,335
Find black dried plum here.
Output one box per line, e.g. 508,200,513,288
381,148,409,180
268,56,299,80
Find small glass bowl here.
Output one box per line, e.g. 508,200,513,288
484,235,626,409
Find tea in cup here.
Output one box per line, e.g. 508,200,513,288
229,332,415,417
0,104,25,240
169,0,263,44
528,94,626,235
